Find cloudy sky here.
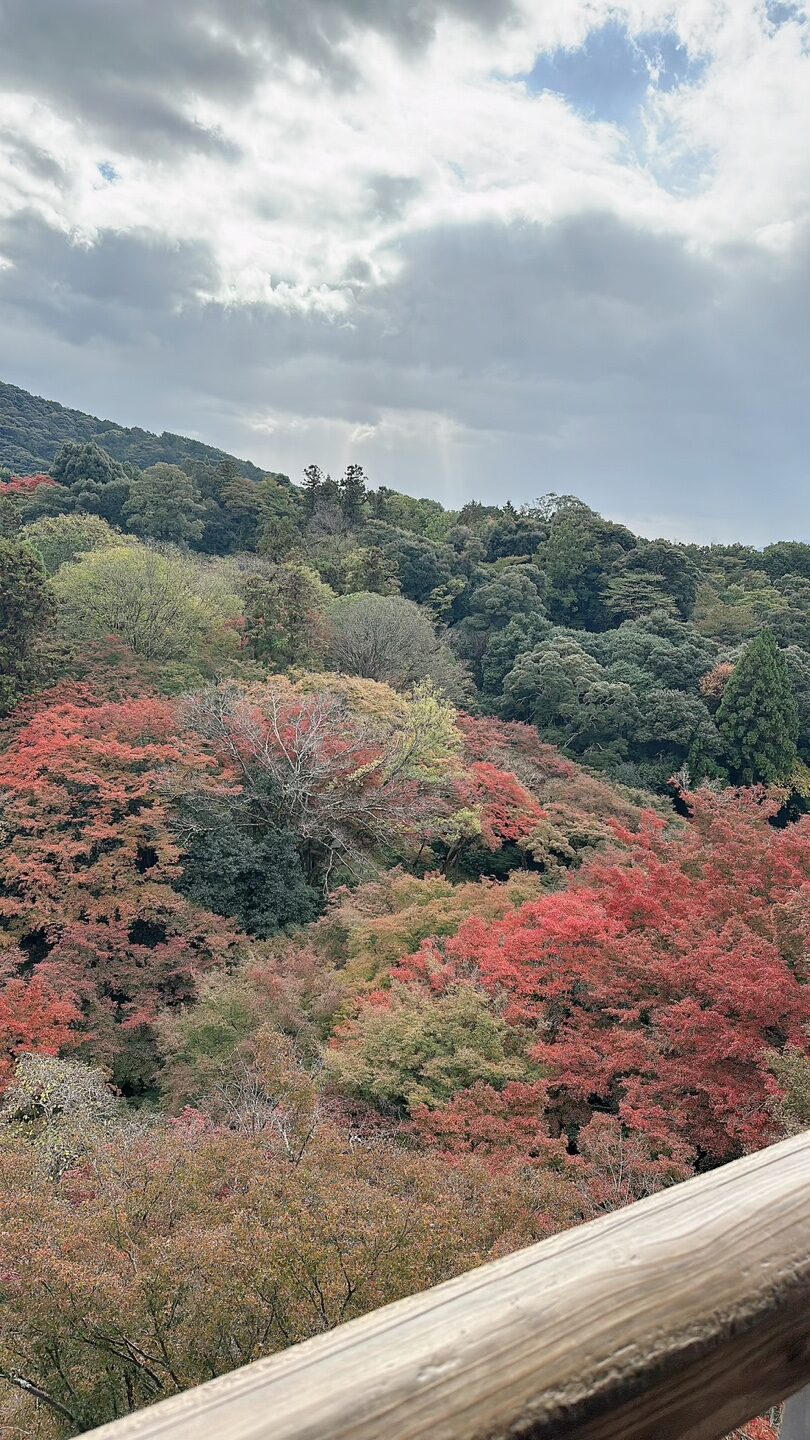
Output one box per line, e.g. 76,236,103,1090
0,0,808,542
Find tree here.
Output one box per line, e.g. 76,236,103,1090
387,786,810,1164
327,592,470,700
0,539,56,715
1,1053,123,1175
177,784,322,937
124,463,206,544
242,563,332,670
717,631,799,784
301,463,324,518
51,441,132,527
536,505,636,631
0,496,20,537
256,479,305,561
339,464,367,525
453,568,547,683
760,540,810,581
481,613,554,696
23,513,122,574
607,540,699,622
0,978,82,1092
54,544,241,665
183,678,459,885
328,984,528,1113
362,524,457,604
0,1115,543,1435
0,691,243,1090
344,546,400,595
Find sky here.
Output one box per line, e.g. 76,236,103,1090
0,0,808,544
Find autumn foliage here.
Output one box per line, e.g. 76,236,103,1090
336,786,810,1166
0,688,241,1088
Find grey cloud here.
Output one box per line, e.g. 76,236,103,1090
0,211,219,345
0,0,516,157
0,131,66,184
0,206,807,543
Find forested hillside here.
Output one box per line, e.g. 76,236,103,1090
0,380,267,480
0,415,806,1438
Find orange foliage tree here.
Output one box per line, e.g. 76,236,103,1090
0,687,242,1090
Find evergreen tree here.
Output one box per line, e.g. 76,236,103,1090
178,799,321,937
717,631,799,784
124,463,206,544
301,464,324,518
339,464,367,525
0,539,55,715
0,496,20,538
51,441,132,527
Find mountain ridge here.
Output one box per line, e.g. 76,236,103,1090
0,378,268,481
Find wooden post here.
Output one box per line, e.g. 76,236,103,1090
83,1131,810,1440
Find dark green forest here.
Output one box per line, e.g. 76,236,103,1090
0,379,267,480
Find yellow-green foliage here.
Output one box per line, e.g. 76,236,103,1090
327,983,532,1113
312,869,545,995
54,543,242,665
293,673,463,784
768,1038,810,1136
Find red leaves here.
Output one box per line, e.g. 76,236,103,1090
378,787,810,1164
454,762,545,848
0,473,56,496
0,975,82,1089
0,688,242,1084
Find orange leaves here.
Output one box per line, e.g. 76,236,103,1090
0,976,82,1089
343,786,810,1167
454,761,545,848
0,688,242,1088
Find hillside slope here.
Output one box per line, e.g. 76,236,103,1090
0,379,268,480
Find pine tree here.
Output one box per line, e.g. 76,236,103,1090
717,630,799,784
301,464,323,518
340,464,367,525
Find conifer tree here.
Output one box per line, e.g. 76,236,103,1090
0,539,55,715
717,630,799,784
340,464,367,525
301,464,323,517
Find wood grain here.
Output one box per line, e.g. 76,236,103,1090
83,1130,810,1440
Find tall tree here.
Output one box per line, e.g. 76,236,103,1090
0,692,243,1090
51,441,133,527
717,631,799,784
0,539,55,715
301,464,324,518
54,544,241,665
339,464,368,526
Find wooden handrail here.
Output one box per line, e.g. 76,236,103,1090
84,1130,810,1440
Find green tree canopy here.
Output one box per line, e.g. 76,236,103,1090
23,513,122,575
716,631,799,784
0,538,55,714
54,544,241,665
51,441,133,527
124,463,206,544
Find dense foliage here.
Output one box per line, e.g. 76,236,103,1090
0,386,804,1440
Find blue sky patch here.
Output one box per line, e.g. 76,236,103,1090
525,23,708,128
97,161,120,183
765,1,804,24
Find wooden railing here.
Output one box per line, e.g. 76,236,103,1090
84,1130,810,1440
